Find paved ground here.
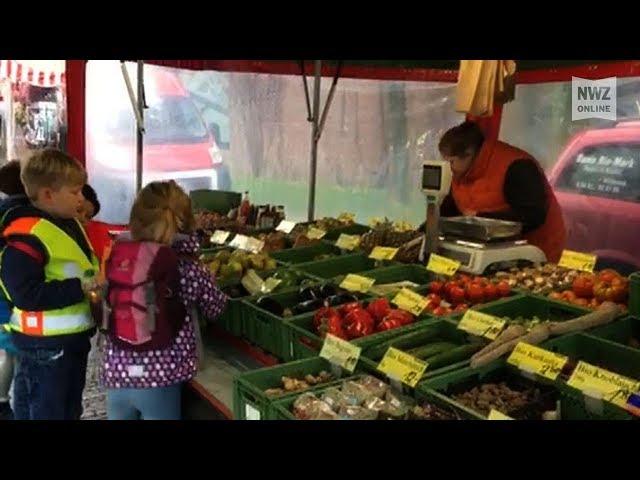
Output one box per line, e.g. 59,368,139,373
81,337,107,420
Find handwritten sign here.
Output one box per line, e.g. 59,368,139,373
276,220,297,234
336,234,361,251
426,254,461,276
307,227,327,240
458,311,506,340
340,274,375,294
567,361,640,408
377,347,427,388
211,230,231,245
320,334,361,372
488,409,514,420
246,237,265,254
558,250,597,273
369,246,398,261
392,288,427,316
229,234,249,250
507,342,569,381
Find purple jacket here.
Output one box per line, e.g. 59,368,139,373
100,234,227,389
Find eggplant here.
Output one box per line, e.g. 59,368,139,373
319,284,338,299
326,293,359,307
256,296,285,316
292,298,324,315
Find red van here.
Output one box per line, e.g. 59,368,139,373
548,121,640,274
85,61,230,223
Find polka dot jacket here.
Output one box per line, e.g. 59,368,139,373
100,234,227,389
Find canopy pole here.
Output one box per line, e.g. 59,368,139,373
316,61,342,141
307,60,321,222
135,60,145,193
299,60,313,122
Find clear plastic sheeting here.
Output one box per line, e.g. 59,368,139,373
500,78,640,273
85,60,462,225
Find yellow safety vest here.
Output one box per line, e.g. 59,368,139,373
0,216,99,336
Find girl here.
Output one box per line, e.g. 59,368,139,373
101,181,226,420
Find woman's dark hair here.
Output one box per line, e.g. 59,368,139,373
82,184,101,217
439,121,485,157
0,160,26,196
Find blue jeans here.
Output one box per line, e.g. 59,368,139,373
12,339,91,420
106,384,182,420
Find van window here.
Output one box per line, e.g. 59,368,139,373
557,144,640,202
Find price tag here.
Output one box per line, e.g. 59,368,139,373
488,409,514,420
246,237,265,254
262,277,282,294
507,342,569,381
319,334,361,373
245,403,261,421
211,230,231,245
427,253,461,276
229,234,249,250
392,288,427,316
377,347,427,388
558,250,597,273
336,234,361,251
566,361,640,408
241,270,265,296
338,212,356,223
458,310,506,340
340,274,375,293
307,227,327,240
276,220,297,234
369,246,399,261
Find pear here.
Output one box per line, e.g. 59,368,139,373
209,260,221,276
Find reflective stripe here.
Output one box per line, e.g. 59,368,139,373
8,311,93,336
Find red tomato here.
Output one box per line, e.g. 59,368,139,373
572,274,595,299
425,293,441,306
449,286,466,305
465,283,485,305
496,281,511,298
428,281,444,295
483,283,499,302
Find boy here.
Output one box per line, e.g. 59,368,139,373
0,149,100,420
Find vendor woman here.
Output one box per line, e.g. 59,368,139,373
436,121,566,262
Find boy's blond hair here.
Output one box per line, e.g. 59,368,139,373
129,181,195,244
21,149,87,200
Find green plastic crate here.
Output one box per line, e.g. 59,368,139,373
349,264,435,289
629,272,640,317
588,316,640,350
270,242,343,265
418,362,566,420
295,253,385,280
283,309,440,363
233,357,356,420
357,319,485,380
242,288,371,360
543,333,640,420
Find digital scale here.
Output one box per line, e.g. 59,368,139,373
420,160,547,275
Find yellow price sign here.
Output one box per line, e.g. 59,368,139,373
392,288,427,316
488,409,514,420
567,361,640,408
427,253,461,276
276,220,297,234
369,246,399,261
340,274,375,294
507,342,569,381
241,270,266,296
307,227,327,240
558,250,597,273
377,347,427,388
211,230,231,245
458,310,506,340
319,334,361,373
336,234,361,251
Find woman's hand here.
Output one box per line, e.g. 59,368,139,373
461,209,477,217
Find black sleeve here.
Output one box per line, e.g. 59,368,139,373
479,159,548,233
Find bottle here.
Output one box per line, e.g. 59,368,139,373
239,191,251,225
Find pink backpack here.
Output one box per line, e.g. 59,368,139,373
103,240,185,351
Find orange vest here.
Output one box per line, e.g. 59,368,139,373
451,140,566,263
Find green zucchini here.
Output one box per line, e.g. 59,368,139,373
424,343,483,371
365,327,442,361
406,342,456,360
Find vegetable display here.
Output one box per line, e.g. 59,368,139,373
263,371,334,397
358,218,423,263
426,273,512,316
205,249,278,282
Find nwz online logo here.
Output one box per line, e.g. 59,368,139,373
572,76,617,121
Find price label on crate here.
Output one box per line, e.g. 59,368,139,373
369,246,399,261
392,288,428,316
246,237,265,254
377,347,427,388
320,334,361,373
307,227,327,240
210,230,231,245
340,274,375,293
276,220,297,234
262,277,282,294
336,234,361,251
507,342,569,381
229,234,249,250
458,310,506,340
558,250,597,273
488,409,514,420
426,253,461,276
566,361,640,408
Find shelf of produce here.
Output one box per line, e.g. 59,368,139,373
188,325,280,419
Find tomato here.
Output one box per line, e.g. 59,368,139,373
432,306,453,317
597,269,622,283
428,281,444,295
572,297,590,307
449,286,466,305
572,273,595,299
483,283,499,302
465,283,485,305
443,281,459,302
456,273,472,285
453,303,469,313
496,281,511,298
594,276,629,303
562,290,577,302
588,297,602,310
548,291,563,301
426,293,441,306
